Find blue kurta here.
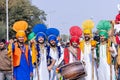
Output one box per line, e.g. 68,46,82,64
13,46,33,80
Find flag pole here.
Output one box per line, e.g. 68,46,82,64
6,0,9,41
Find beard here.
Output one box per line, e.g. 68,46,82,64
50,43,56,47
38,41,44,44
18,40,24,44
85,36,90,41
100,38,106,42
38,40,44,44
72,44,78,48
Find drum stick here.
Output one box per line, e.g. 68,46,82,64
92,48,94,80
110,41,112,80
11,43,13,80
110,64,112,80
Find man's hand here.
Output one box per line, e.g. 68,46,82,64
91,47,95,51
48,65,53,71
56,67,60,73
82,60,86,66
13,77,16,80
9,39,13,44
109,47,114,53
30,72,33,77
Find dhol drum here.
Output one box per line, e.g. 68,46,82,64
59,61,87,80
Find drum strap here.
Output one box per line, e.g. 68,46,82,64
64,47,81,64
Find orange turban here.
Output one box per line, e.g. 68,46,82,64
13,20,28,42
16,31,27,42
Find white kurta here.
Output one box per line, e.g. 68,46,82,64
33,48,49,80
97,44,116,80
57,47,84,65
49,48,59,80
83,43,97,80
57,47,85,80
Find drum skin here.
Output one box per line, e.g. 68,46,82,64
60,61,87,80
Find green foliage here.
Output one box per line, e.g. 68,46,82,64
0,22,6,39
0,0,47,39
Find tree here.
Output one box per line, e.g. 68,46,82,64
0,22,6,39
0,0,47,39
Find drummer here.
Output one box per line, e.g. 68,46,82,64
79,20,98,80
58,26,83,65
56,26,86,80
57,26,84,69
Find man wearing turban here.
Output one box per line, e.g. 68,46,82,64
46,28,62,80
97,20,117,80
12,21,33,80
31,24,49,80
57,26,85,80
79,20,97,80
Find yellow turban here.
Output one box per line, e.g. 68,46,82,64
83,29,91,34
82,19,94,36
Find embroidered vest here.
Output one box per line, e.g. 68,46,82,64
13,43,29,67
46,46,61,66
36,44,61,66
64,47,81,64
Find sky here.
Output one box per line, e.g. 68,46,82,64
32,0,120,35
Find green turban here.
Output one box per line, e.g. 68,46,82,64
28,32,36,41
99,30,108,39
97,20,112,39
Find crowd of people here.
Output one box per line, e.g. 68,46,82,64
0,9,120,80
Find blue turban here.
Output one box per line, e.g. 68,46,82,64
32,24,47,34
36,32,46,41
46,28,60,43
48,35,57,43
32,24,47,42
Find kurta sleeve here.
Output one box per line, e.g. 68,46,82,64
80,51,84,61
28,49,33,73
94,48,97,59
57,52,64,66
111,43,117,57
